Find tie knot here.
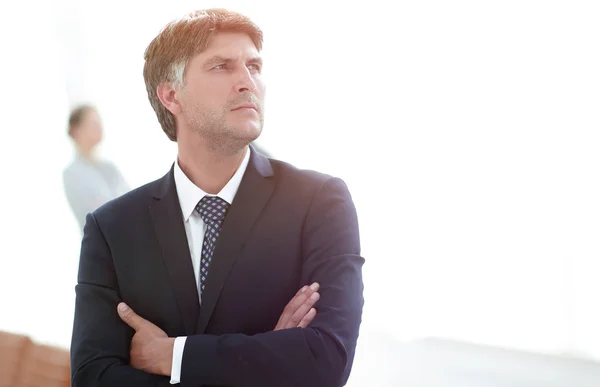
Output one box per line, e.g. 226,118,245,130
195,196,230,225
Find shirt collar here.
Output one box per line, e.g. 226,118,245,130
173,148,251,222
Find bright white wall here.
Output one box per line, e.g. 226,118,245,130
0,0,80,348
1,0,599,365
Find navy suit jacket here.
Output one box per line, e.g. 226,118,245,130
70,148,364,387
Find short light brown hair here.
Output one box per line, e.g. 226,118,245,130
68,104,96,137
143,8,263,141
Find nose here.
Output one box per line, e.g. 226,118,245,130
234,67,257,94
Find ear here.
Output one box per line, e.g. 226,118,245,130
156,82,183,115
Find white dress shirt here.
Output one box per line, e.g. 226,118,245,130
169,148,251,384
63,153,130,230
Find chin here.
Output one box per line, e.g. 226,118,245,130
232,122,262,141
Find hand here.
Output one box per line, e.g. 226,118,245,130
117,302,174,376
274,282,320,331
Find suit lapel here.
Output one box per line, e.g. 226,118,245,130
196,148,275,333
149,167,200,335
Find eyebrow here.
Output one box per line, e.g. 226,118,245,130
203,55,263,68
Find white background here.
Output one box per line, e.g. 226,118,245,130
1,0,599,370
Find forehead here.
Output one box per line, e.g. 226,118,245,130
199,32,260,59
82,109,99,121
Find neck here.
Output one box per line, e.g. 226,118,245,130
76,143,95,160
177,141,248,195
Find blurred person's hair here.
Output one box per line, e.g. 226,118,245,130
143,8,263,141
68,104,96,137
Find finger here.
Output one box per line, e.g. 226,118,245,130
275,283,319,330
297,308,317,328
297,285,308,295
288,285,311,309
277,288,304,323
280,283,320,326
117,302,147,331
289,291,320,328
288,283,319,312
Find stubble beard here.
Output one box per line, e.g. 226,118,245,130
186,100,264,156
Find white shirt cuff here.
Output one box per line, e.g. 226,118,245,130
169,336,187,384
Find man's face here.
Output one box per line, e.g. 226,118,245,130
177,32,265,152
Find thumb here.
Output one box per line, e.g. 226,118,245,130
117,302,146,331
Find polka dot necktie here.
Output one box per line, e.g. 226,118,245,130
195,196,230,296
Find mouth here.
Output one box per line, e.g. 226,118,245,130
231,104,258,112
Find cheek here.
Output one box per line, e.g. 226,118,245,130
254,78,266,97
191,88,227,110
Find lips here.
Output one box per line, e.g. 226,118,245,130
231,104,257,111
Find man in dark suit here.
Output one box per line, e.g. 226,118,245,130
70,8,364,387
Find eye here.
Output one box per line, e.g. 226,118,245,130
248,63,262,72
213,63,227,70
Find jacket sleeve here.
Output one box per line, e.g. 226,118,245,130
70,213,171,387
180,177,364,387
